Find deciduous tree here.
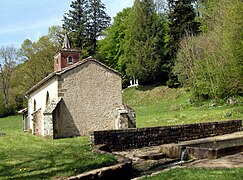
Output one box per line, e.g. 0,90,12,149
174,0,243,99
0,46,18,107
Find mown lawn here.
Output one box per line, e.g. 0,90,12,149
143,168,243,180
0,116,116,179
123,86,243,128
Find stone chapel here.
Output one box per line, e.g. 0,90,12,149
25,34,136,138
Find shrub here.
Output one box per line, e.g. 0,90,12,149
0,105,16,118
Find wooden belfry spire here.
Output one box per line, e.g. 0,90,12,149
62,33,71,50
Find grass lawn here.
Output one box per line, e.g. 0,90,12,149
123,86,243,128
143,167,243,180
0,116,116,180
0,85,242,179
124,85,243,180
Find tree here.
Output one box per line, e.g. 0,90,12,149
166,0,200,84
63,0,88,53
97,8,131,86
98,8,131,71
63,0,110,56
87,0,111,54
125,0,167,84
174,0,243,99
0,46,18,107
18,27,61,89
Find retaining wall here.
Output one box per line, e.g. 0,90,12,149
92,120,242,151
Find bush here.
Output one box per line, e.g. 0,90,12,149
0,105,16,118
166,79,180,88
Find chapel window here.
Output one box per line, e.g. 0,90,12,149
34,100,36,111
67,56,74,64
46,91,50,107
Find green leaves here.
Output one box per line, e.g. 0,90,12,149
174,0,243,99
125,0,168,84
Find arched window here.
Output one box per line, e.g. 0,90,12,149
67,56,74,64
55,58,59,64
34,100,36,111
46,91,50,107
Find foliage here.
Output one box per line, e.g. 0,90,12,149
0,116,117,179
97,0,199,86
124,0,168,84
167,0,200,62
123,86,243,128
166,0,200,86
63,0,111,57
142,167,243,180
174,0,243,99
97,8,131,86
0,104,16,118
18,27,61,89
0,26,63,111
98,8,131,71
0,45,18,108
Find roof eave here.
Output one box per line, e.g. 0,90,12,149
25,73,57,96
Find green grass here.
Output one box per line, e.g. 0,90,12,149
124,86,243,180
123,86,243,127
1,85,242,179
0,116,117,180
143,168,243,180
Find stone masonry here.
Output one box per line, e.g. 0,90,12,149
92,120,242,151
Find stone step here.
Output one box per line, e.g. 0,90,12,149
135,152,167,160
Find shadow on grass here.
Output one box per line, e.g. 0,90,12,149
0,151,115,179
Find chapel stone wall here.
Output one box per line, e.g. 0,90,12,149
57,60,123,136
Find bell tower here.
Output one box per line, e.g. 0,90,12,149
54,33,80,72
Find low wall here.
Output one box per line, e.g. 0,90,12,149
92,120,242,151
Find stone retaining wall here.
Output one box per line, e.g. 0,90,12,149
92,120,242,151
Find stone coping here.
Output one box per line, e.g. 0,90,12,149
92,120,242,151
160,131,243,159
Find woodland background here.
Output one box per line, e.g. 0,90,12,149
0,0,242,117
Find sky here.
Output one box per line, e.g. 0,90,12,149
0,0,133,48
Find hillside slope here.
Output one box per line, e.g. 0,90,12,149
123,86,243,128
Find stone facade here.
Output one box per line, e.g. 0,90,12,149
56,60,123,136
92,120,242,151
32,109,42,135
26,59,136,138
26,34,136,138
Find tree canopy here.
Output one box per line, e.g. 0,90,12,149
174,0,243,99
63,0,110,57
